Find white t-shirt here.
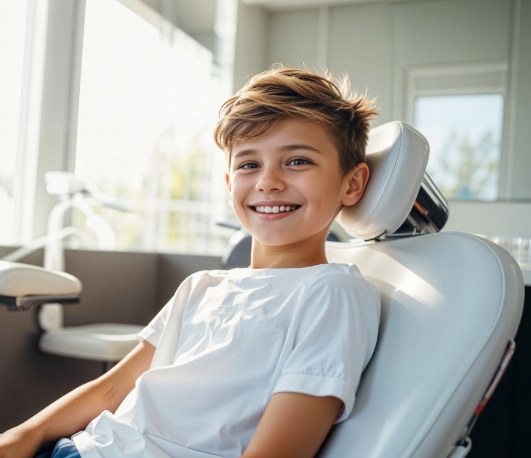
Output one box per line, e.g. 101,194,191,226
73,263,380,458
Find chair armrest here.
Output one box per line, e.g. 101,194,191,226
0,261,82,311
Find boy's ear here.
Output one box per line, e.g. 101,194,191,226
342,162,369,206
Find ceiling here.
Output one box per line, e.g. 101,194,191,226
140,0,441,51
142,0,440,33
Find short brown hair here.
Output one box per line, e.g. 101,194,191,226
213,65,378,175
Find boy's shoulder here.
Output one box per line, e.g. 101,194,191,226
184,264,368,293
189,263,361,279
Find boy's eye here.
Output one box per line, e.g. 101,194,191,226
238,161,259,170
287,157,311,166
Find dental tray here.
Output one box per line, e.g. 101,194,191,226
0,261,82,311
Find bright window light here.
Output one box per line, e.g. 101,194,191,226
75,0,230,254
414,94,504,201
0,2,28,243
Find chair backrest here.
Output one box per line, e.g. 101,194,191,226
321,233,523,457
319,121,525,457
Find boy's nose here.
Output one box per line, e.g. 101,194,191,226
255,168,285,192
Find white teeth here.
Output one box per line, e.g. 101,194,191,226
255,205,298,213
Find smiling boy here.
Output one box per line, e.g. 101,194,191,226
0,66,380,458
226,117,368,268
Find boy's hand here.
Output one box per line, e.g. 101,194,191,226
0,426,42,458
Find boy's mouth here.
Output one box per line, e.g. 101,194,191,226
253,205,300,214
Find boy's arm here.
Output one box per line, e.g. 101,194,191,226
242,392,342,458
0,340,155,458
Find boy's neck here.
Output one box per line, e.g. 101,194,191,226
249,238,328,269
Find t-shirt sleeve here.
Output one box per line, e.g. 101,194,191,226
138,296,176,347
274,270,380,423
137,273,197,361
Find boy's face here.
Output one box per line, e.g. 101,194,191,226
225,118,368,253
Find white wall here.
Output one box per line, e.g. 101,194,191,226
234,0,531,238
446,200,531,237
327,3,393,122
233,2,268,91
510,0,531,199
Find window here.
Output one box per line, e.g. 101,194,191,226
0,1,29,243
414,94,503,200
407,63,506,201
74,0,231,254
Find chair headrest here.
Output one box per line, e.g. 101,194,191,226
337,121,429,240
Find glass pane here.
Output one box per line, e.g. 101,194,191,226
0,1,27,243
414,94,504,201
75,0,230,254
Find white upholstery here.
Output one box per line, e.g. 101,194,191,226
337,121,429,240
320,232,524,457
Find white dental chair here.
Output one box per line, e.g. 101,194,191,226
316,121,524,457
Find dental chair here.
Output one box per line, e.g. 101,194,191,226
0,121,524,457
317,121,524,457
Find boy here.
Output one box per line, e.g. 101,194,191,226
0,66,380,458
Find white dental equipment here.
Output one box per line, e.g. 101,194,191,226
1,172,142,371
38,172,142,370
0,260,81,311
39,171,122,331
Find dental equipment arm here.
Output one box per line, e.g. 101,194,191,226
44,171,132,272
45,171,133,213
36,171,131,329
0,261,81,311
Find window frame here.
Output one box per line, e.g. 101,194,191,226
16,0,87,241
403,61,510,201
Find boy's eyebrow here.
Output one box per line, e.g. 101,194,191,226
232,149,256,160
233,144,323,159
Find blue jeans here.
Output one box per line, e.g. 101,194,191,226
34,438,81,458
